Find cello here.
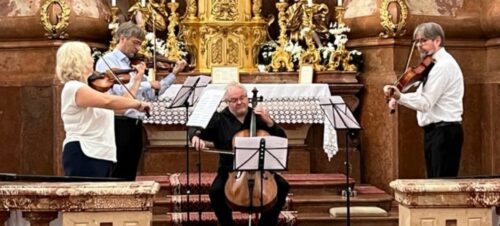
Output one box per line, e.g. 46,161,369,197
224,88,278,213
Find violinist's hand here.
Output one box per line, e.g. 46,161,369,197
383,85,401,100
132,62,146,79
136,101,151,113
254,106,274,127
150,80,161,90
191,136,206,151
387,98,398,111
172,60,187,74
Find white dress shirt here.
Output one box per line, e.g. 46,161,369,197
398,47,464,127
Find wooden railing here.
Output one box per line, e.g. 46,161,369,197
0,181,159,226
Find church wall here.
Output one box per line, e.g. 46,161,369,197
345,0,500,191
0,0,110,175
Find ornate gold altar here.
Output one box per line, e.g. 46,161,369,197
181,0,267,73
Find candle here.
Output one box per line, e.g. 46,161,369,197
337,0,342,6
280,0,284,2
171,0,175,2
307,0,312,6
111,0,116,6
141,0,145,7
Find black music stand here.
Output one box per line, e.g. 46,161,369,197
319,96,361,226
167,75,210,224
232,136,288,226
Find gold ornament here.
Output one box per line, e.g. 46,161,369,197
40,0,71,39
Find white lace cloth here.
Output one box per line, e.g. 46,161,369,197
146,83,339,160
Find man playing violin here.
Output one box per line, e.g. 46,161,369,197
383,22,464,178
95,21,186,181
190,82,290,226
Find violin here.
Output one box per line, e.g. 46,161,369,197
224,88,278,213
393,55,434,93
93,53,151,117
130,53,195,72
88,68,135,93
387,41,435,113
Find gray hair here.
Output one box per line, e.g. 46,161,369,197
115,21,145,40
224,81,247,99
413,22,445,47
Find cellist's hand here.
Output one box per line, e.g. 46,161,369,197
191,136,206,151
383,85,401,100
254,106,274,127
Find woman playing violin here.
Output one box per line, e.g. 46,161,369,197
190,82,290,226
56,41,150,178
383,22,464,178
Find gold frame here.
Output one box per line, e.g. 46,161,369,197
40,0,71,39
379,0,408,38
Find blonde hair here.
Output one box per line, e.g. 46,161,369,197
56,41,92,83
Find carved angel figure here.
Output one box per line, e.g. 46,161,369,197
129,0,168,32
286,0,329,43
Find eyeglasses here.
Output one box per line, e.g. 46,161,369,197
414,38,431,44
225,95,248,104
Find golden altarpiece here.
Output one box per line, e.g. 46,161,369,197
181,0,267,73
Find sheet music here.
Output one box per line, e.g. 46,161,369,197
169,75,211,108
233,136,288,171
186,89,224,128
319,96,361,130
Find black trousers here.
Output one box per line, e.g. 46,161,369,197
423,122,463,178
209,170,290,226
63,141,114,177
112,116,144,181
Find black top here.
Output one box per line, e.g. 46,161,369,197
190,107,287,171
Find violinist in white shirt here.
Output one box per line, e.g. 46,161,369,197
383,22,464,178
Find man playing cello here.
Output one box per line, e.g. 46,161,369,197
190,82,290,226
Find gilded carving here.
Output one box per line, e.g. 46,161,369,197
199,26,217,55
186,0,198,21
211,39,223,64
40,0,71,39
286,0,329,42
211,0,238,21
379,0,408,38
129,0,168,32
252,0,262,20
182,0,267,72
227,38,239,65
